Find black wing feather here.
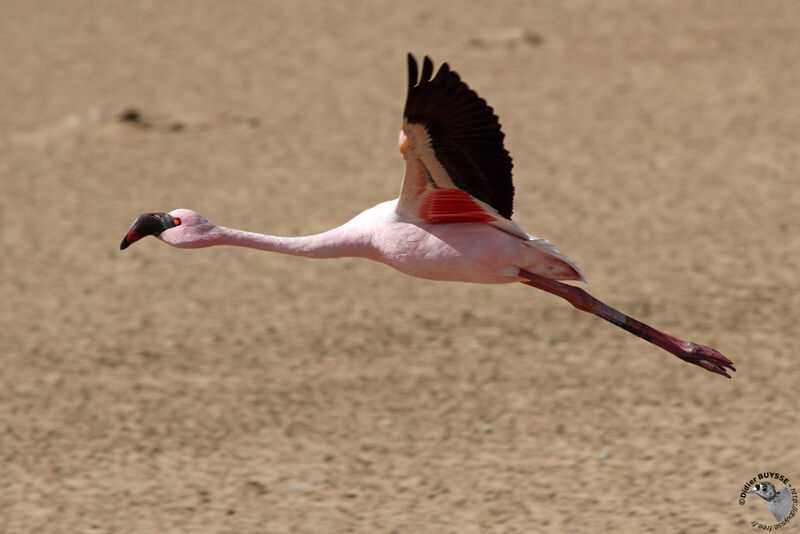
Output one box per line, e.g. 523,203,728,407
404,54,514,219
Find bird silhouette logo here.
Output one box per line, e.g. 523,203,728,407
748,482,792,522
739,473,798,529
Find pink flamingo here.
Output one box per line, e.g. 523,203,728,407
121,54,735,378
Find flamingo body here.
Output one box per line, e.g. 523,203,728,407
161,202,580,284
121,54,735,378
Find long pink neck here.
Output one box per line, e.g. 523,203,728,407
208,224,372,259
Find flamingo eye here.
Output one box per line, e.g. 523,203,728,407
173,218,181,225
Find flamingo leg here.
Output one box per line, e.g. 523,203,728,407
518,270,735,378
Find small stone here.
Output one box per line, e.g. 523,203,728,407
118,108,141,123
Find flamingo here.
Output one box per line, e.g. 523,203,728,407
121,54,735,378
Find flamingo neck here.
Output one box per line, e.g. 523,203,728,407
209,224,371,259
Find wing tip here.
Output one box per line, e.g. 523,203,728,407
407,53,418,91
421,55,434,83
407,53,451,89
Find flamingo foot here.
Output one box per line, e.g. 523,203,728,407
673,342,736,378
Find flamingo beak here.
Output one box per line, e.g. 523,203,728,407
120,212,174,250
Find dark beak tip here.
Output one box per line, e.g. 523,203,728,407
121,212,169,251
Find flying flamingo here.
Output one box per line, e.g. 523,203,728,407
121,54,735,378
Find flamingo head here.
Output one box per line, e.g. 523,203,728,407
120,209,217,250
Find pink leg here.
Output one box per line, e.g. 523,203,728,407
519,270,735,378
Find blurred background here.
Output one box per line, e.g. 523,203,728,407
1,1,798,532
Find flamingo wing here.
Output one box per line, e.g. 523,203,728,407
396,55,584,282
396,54,530,238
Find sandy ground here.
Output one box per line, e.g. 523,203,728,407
2,1,799,532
